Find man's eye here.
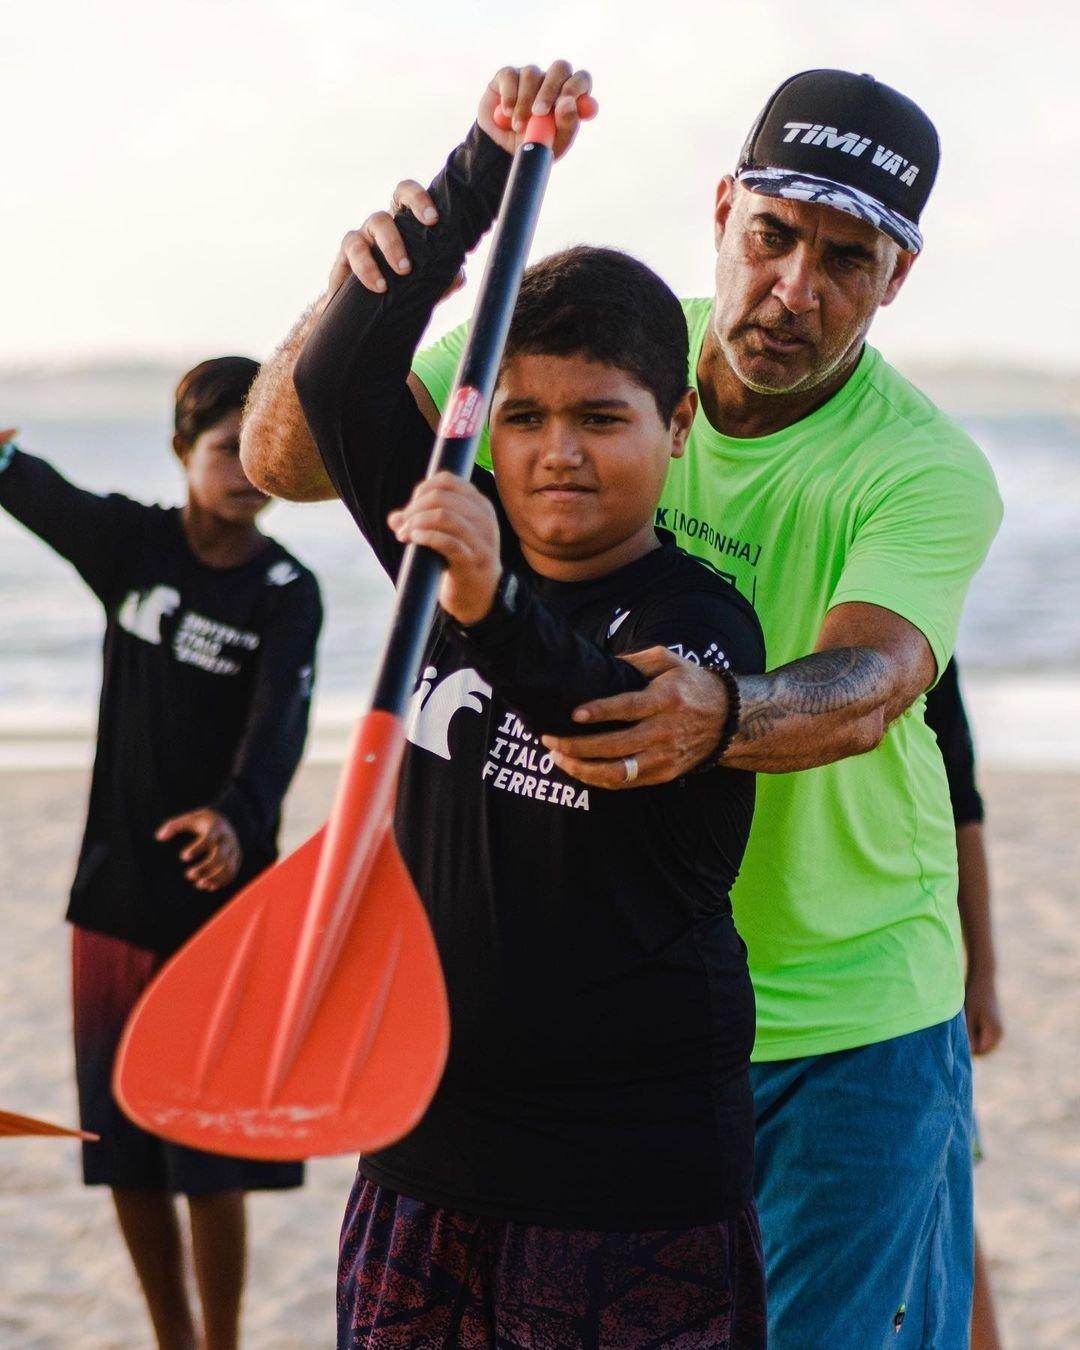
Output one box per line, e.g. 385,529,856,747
831,255,858,273
504,412,541,425
582,413,621,426
756,231,785,249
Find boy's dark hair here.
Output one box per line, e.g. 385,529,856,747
174,356,260,444
502,247,689,422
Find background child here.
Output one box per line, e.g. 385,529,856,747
924,658,1005,1350
0,356,321,1350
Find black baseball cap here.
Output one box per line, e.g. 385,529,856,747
735,70,939,254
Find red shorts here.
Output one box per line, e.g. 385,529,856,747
72,925,304,1195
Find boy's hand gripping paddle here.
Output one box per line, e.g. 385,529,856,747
113,102,595,1160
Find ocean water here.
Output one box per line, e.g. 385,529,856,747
1,410,1078,767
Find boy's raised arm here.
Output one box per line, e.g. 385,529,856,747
240,61,593,504
292,120,512,577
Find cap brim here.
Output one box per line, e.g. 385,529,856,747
735,166,922,254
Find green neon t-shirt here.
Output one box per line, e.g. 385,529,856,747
412,299,1002,1059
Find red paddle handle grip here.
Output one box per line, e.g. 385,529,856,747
492,93,598,148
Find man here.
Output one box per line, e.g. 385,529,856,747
243,64,1001,1347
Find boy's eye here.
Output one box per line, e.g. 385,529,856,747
503,411,542,425
582,413,622,426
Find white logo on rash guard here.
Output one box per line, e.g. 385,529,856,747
607,609,631,638
118,586,181,644
405,665,493,760
266,561,299,586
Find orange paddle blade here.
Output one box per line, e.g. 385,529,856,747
113,712,448,1160
0,1110,97,1141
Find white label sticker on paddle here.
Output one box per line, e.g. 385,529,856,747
439,386,484,439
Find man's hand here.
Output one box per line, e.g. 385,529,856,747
541,647,729,789
965,971,1004,1056
388,472,502,626
331,60,593,298
155,808,243,893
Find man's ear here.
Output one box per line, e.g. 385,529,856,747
669,387,697,460
881,247,917,307
714,176,736,251
172,433,191,462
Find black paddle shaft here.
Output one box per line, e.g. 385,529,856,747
370,134,555,718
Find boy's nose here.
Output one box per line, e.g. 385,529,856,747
538,424,585,468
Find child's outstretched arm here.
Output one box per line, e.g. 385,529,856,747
0,431,143,605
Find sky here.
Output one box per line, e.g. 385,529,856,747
3,0,1077,371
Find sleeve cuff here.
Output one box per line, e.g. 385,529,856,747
212,783,264,854
448,571,531,651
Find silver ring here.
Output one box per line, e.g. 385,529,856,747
622,755,639,784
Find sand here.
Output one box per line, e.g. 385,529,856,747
0,762,1077,1348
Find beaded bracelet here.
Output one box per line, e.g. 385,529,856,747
694,658,742,772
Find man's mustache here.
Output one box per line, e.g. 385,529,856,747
732,307,816,344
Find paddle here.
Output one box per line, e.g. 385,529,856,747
114,101,595,1161
0,1109,97,1141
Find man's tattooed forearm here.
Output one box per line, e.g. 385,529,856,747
735,648,889,743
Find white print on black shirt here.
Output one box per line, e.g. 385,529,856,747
483,710,590,812
119,587,259,675
118,586,180,645
406,666,492,760
667,640,730,670
173,611,259,676
266,561,300,586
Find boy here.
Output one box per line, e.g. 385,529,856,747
0,356,321,1350
293,83,766,1348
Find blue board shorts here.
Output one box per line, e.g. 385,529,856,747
751,1012,974,1349
72,925,304,1196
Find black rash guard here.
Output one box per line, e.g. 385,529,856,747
924,657,984,827
0,449,322,955
295,123,766,1230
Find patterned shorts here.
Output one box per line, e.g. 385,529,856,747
338,1173,766,1349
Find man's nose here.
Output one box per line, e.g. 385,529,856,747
771,250,820,317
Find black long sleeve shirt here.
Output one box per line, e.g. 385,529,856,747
924,657,984,827
295,124,766,1229
0,449,322,954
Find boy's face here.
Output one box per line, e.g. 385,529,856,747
489,354,693,579
175,408,269,524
